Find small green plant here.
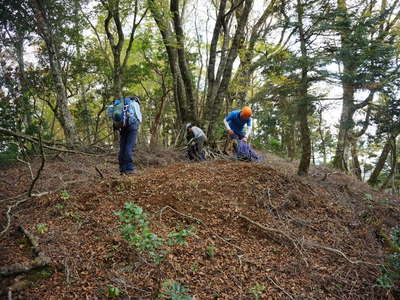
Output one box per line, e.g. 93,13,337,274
167,228,195,246
378,227,400,291
54,203,64,210
107,285,122,298
206,246,216,258
249,283,265,300
115,202,194,264
65,211,81,221
36,224,48,234
364,193,373,201
27,267,53,281
60,189,70,201
190,264,199,272
159,281,192,300
116,183,126,193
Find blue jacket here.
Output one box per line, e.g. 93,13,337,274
225,110,252,135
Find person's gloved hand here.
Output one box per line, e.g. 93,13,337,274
242,137,248,142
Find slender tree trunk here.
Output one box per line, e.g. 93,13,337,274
31,0,77,148
148,0,195,127
367,137,392,186
296,0,311,176
150,94,168,148
170,0,197,121
350,138,362,180
332,79,354,170
380,137,397,190
14,34,33,132
287,122,295,161
206,0,254,142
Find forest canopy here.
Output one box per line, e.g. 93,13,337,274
1,0,400,187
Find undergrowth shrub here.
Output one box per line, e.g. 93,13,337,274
378,226,400,293
115,202,194,264
159,281,193,300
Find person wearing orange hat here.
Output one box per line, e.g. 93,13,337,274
223,106,253,142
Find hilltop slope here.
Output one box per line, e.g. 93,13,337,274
1,151,399,299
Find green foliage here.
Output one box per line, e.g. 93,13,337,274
249,283,265,300
27,267,53,281
60,190,70,201
107,285,122,298
0,143,18,166
115,202,194,264
206,246,216,259
36,223,48,234
167,228,195,246
378,227,400,291
159,281,193,300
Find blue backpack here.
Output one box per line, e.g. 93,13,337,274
107,97,141,129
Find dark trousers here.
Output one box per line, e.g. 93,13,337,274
228,132,245,153
118,123,138,172
188,136,206,161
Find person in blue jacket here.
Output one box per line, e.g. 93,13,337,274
107,96,142,175
223,106,253,142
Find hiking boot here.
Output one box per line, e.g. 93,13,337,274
121,170,141,176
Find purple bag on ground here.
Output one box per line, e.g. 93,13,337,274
236,140,259,161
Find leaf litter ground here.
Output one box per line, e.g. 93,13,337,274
0,150,399,299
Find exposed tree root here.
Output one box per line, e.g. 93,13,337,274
239,214,381,266
0,226,51,277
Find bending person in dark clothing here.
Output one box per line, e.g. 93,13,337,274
186,123,207,161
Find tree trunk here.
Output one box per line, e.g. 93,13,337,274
367,137,392,186
14,34,33,132
380,138,397,191
102,0,143,100
31,0,77,148
350,138,362,180
170,0,197,121
148,0,195,127
150,94,168,148
205,0,254,142
296,0,311,176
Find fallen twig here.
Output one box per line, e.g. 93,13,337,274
0,126,97,155
266,275,294,299
17,157,34,180
239,214,379,266
239,214,297,247
28,131,46,197
239,214,307,266
95,166,105,179
0,198,29,237
159,205,203,224
302,241,381,266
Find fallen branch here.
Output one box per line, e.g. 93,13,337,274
0,198,29,237
240,214,379,266
266,275,294,300
95,166,105,179
302,241,381,266
17,158,34,180
159,205,203,224
0,226,51,277
28,131,46,197
0,126,97,155
239,214,297,247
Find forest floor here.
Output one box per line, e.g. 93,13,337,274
0,147,399,299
